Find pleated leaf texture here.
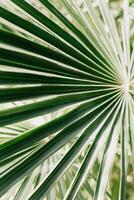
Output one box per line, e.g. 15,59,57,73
0,0,134,200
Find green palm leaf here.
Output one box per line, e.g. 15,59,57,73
0,0,134,199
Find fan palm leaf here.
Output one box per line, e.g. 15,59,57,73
0,0,134,199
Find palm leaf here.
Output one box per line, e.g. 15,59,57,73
0,0,134,199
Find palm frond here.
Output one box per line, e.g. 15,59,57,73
0,0,134,199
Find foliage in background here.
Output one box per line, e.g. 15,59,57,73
0,0,134,200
